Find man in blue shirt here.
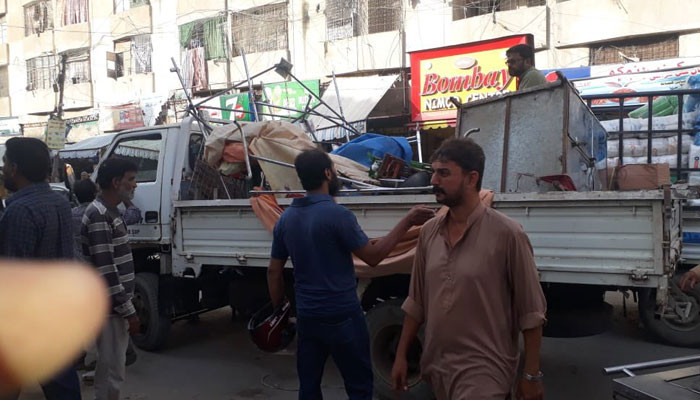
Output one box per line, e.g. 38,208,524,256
0,137,80,400
267,150,434,400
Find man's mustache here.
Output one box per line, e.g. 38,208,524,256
432,186,445,194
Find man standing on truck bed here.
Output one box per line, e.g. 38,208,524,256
391,138,547,400
266,149,435,400
506,44,547,91
81,158,141,400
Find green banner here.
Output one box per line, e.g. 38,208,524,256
220,93,253,121
262,80,320,120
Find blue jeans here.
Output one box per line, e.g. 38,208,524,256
296,310,373,400
1,366,81,400
40,366,81,400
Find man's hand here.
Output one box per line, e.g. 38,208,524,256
517,378,543,400
680,265,700,291
127,315,141,335
405,206,436,227
391,355,408,393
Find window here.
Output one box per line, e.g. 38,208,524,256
0,19,7,44
26,54,59,91
110,35,152,78
452,0,545,21
326,0,366,41
179,17,227,60
178,17,227,91
64,49,91,85
111,134,162,183
589,35,679,65
231,2,288,57
114,0,149,13
24,0,54,36
368,0,402,34
62,0,88,26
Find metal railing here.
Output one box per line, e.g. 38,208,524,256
581,88,700,181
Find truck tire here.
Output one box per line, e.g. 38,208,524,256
366,299,434,400
132,273,171,351
639,276,700,347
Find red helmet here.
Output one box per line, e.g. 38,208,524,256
247,299,296,353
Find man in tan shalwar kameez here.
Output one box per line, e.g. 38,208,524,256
391,138,547,400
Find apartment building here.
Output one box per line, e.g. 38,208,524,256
0,0,698,141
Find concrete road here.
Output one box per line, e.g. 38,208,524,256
18,293,697,400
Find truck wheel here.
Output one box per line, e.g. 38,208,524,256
639,276,700,347
132,273,171,351
366,299,434,400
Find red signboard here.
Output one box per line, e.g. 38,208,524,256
111,103,145,131
410,34,534,123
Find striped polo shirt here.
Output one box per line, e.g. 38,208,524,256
80,196,136,318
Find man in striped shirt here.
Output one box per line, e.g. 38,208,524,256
81,158,140,400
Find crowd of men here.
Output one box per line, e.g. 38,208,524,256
0,43,549,400
0,137,141,400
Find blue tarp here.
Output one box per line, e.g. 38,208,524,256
331,133,413,168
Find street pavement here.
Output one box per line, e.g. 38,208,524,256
18,292,697,400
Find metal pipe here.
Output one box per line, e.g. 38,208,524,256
250,186,434,195
249,154,378,188
192,65,276,109
233,121,253,181
254,102,343,121
240,48,260,122
332,70,350,143
415,126,423,163
198,105,296,120
581,88,700,100
170,58,213,135
603,354,700,375
287,71,361,136
253,102,354,134
678,93,685,180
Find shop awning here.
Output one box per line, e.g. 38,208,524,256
58,133,117,159
409,119,457,130
309,75,399,141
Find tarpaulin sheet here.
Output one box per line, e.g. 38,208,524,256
330,133,413,168
204,121,376,191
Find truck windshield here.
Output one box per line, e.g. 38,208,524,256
111,134,162,182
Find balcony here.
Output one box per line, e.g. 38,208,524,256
63,82,93,110
0,97,10,117
54,22,90,53
22,31,55,60
111,4,152,39
24,88,56,114
0,43,7,67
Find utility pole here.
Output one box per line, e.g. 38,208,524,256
56,54,67,119
224,1,232,88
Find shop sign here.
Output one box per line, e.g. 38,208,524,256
111,103,145,130
45,118,67,150
262,80,320,119
0,117,20,136
410,34,533,122
220,93,253,121
575,65,700,107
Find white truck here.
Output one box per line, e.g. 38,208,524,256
86,93,692,398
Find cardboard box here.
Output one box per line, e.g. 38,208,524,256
613,164,671,191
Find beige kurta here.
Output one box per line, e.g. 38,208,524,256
402,203,547,400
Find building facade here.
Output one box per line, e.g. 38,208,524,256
0,0,698,140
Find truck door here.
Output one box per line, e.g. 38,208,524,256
104,131,165,243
